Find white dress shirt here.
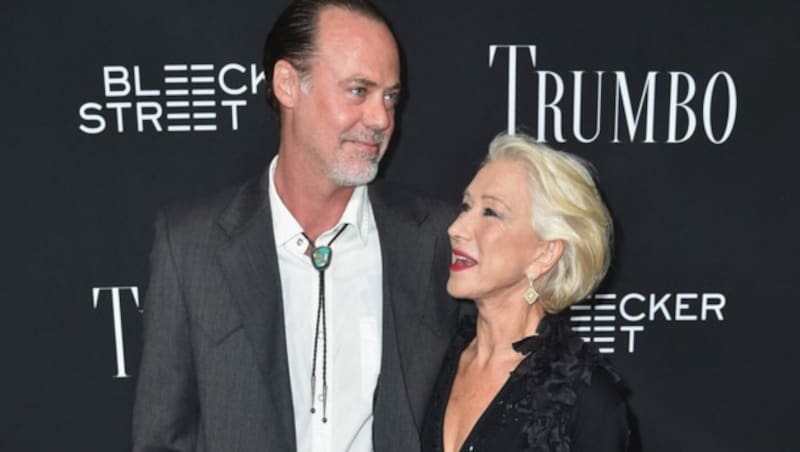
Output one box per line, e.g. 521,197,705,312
268,156,383,452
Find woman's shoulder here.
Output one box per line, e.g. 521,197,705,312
575,365,627,415
513,314,629,450
570,366,629,451
513,314,621,386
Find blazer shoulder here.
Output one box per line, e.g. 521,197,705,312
158,176,264,240
369,180,458,229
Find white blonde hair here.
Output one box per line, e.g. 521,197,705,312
485,132,613,313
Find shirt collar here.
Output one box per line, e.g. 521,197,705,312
267,155,372,246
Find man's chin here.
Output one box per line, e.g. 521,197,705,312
330,164,379,187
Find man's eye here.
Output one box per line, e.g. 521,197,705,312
350,87,367,96
459,202,470,213
384,91,400,106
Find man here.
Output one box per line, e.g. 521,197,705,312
132,1,459,451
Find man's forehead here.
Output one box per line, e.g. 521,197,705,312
315,6,396,52
310,6,400,85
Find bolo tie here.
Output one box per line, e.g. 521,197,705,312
301,223,348,424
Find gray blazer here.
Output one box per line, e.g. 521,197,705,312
132,174,460,452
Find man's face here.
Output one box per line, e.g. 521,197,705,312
290,7,401,186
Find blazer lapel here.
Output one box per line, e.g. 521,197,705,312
216,175,296,450
370,183,442,448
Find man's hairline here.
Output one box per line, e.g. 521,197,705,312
294,5,397,87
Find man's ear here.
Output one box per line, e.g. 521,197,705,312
273,60,301,108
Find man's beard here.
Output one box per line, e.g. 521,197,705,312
329,130,387,186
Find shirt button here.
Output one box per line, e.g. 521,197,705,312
296,238,304,247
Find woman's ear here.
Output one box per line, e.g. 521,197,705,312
528,239,565,277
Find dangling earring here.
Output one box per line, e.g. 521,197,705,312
523,273,539,305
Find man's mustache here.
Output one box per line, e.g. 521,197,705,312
341,129,386,146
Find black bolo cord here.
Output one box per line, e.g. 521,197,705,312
302,223,348,423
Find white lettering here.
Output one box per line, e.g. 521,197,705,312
222,100,247,130
613,71,657,143
675,293,698,321
136,102,163,132
489,45,537,135
649,293,672,321
619,292,646,321
92,286,140,378
103,66,131,97
667,71,697,143
251,65,265,95
219,63,248,95
537,70,565,143
134,65,160,96
572,71,604,143
79,102,106,134
620,325,644,353
105,102,132,133
702,293,726,320
703,72,737,144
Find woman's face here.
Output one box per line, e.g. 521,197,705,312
447,159,550,304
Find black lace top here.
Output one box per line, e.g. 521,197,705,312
421,314,629,452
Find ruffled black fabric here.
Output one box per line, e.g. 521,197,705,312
422,313,622,452
510,314,620,451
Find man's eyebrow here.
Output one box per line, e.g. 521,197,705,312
340,77,401,91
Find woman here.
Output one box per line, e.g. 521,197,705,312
422,133,628,452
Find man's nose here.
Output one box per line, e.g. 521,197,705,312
364,96,391,130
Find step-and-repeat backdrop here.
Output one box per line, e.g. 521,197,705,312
4,0,798,450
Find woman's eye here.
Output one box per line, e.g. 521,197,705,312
483,207,499,218
459,202,470,212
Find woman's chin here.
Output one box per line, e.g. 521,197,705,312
446,280,476,301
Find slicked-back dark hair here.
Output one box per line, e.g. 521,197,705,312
262,0,392,115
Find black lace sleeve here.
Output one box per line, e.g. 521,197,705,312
570,367,629,452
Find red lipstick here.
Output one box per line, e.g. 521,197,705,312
450,249,477,272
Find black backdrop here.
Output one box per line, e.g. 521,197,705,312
4,1,799,451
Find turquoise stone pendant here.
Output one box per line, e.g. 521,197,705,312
311,246,332,270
